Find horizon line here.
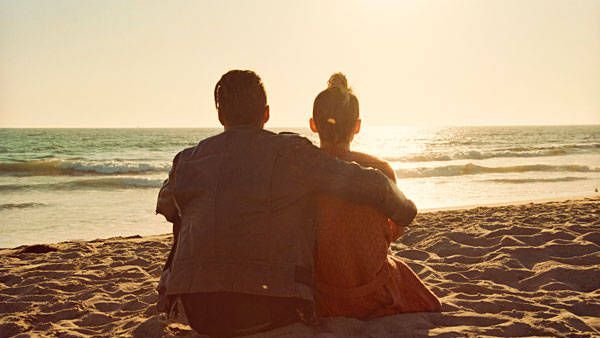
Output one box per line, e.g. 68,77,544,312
1,123,599,129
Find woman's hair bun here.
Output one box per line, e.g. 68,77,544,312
327,73,352,94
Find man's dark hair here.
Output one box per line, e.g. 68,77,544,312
214,70,267,127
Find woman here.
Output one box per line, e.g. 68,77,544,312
312,73,442,319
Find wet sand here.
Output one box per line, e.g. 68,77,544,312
1,197,599,337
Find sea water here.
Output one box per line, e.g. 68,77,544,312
1,126,599,247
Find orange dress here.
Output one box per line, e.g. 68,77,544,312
315,150,441,319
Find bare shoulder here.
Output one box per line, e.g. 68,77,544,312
348,151,396,182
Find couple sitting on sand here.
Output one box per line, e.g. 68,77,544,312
156,70,441,337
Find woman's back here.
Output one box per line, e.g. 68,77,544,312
315,150,402,317
311,73,440,318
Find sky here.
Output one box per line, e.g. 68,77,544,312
1,0,599,128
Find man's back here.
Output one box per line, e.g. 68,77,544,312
166,126,316,300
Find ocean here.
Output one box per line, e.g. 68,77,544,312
1,126,599,248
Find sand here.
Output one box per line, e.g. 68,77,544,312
1,197,599,337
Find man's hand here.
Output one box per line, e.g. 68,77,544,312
157,269,178,318
387,218,406,242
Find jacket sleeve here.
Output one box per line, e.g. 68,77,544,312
156,152,182,225
286,136,417,226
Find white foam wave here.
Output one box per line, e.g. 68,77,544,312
0,178,164,192
386,143,600,162
483,177,589,184
0,202,47,211
0,159,169,176
396,163,600,179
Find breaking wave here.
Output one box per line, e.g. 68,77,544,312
386,143,600,162
395,164,600,179
0,202,47,211
483,177,589,184
0,178,164,192
0,160,169,176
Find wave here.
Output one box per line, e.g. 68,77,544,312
0,178,164,192
483,177,589,184
62,177,164,189
386,143,600,162
0,159,169,176
0,202,47,211
395,163,600,179
502,143,600,152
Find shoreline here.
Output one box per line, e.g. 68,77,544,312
1,195,597,250
420,194,599,213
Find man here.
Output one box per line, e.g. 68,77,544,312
156,70,417,337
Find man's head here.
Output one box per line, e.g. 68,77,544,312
214,70,269,128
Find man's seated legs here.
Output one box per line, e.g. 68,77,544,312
181,292,314,337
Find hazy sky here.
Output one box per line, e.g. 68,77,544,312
1,0,599,127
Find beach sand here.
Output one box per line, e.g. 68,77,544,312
1,198,599,337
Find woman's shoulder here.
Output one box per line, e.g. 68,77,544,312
347,151,396,182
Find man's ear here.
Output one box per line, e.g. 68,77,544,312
263,105,270,124
309,118,318,132
354,119,362,134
